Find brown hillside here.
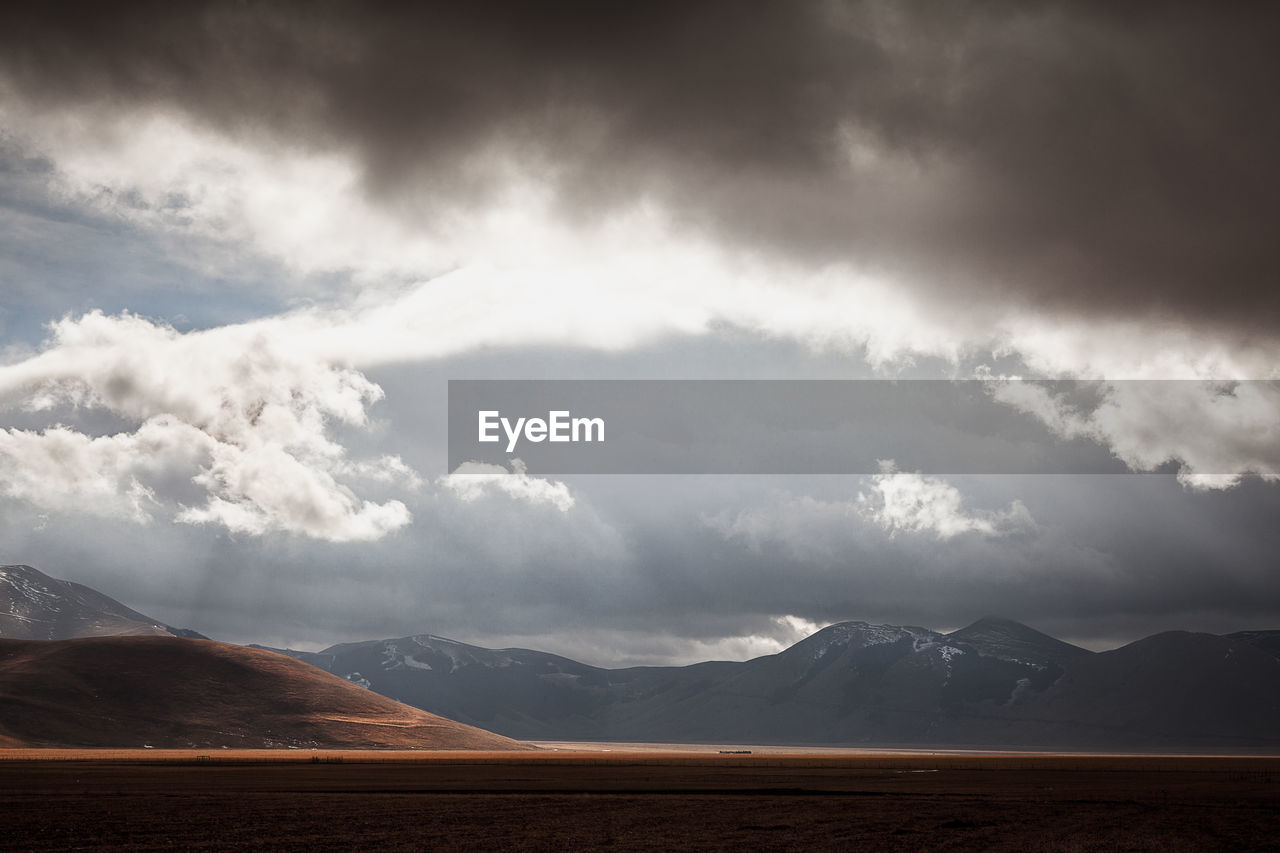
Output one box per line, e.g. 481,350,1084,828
0,636,530,750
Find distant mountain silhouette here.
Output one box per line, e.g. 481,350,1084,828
263,619,1280,749
945,615,1091,669
0,636,528,749
0,564,206,641
1226,630,1280,660
1002,631,1280,748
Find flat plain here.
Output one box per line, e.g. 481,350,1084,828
2,746,1278,851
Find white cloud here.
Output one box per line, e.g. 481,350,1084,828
0,311,414,541
176,442,411,541
332,455,424,489
997,315,1280,381
0,417,206,522
439,459,575,512
857,460,1034,538
989,379,1280,489
2,104,452,285
708,468,1033,567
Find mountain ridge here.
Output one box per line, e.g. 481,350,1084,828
0,564,206,641
8,562,1278,750
258,617,1280,749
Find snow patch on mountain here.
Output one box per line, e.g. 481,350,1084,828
342,672,371,689
803,621,930,663
407,634,516,672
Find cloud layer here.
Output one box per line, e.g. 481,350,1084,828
3,300,1278,544
5,1,1279,338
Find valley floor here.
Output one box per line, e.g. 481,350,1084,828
2,749,1278,851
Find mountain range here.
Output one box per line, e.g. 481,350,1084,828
5,564,1280,750
259,619,1280,749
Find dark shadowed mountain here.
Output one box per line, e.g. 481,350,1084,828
589,621,1078,745
0,564,206,641
995,632,1280,749
0,636,529,749
253,634,618,735
1226,630,1280,660
944,616,1091,669
264,619,1280,750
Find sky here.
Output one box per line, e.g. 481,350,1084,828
1,1,1279,665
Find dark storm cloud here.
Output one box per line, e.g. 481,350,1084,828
4,2,1279,335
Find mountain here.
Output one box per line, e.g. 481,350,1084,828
253,634,617,737
1226,630,1280,660
262,620,1086,744
591,620,1091,745
945,615,1091,669
0,636,529,749
0,564,206,641
1002,632,1280,748
268,619,1280,749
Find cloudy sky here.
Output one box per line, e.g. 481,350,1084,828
2,1,1279,665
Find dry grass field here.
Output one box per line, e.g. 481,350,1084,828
2,747,1278,851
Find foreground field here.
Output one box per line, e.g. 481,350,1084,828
2,748,1278,851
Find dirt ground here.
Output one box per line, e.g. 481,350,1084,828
1,749,1278,851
